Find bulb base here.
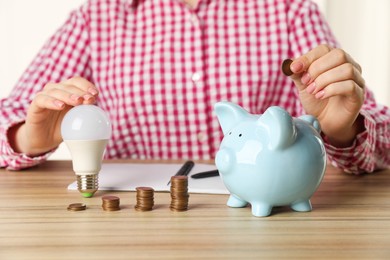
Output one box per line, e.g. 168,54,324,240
77,174,99,197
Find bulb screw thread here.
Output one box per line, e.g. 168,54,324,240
76,174,99,197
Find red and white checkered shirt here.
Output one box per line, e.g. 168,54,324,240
1,0,389,173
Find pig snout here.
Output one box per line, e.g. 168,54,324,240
215,148,235,173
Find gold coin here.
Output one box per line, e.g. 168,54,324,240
102,195,120,201
135,186,155,211
102,195,121,211
281,59,293,76
67,203,86,211
170,175,189,212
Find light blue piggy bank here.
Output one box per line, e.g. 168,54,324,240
215,101,326,217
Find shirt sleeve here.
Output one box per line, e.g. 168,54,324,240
287,0,390,173
324,91,390,174
0,5,92,170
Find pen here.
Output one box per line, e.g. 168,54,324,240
167,160,195,185
190,169,219,179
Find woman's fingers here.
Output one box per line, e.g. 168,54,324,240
33,77,98,110
291,44,361,74
290,44,362,77
287,45,365,102
300,49,363,84
32,90,82,110
312,80,364,102
304,63,365,96
63,76,99,96
290,44,333,74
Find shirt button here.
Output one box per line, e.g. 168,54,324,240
197,132,207,143
192,72,202,82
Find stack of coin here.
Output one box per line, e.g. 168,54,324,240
67,203,87,211
102,195,121,211
134,187,154,211
169,175,189,212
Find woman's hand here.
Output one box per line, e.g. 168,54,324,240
9,76,99,156
288,44,366,147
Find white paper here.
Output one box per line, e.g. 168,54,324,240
68,163,229,194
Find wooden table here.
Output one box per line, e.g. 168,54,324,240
0,160,390,259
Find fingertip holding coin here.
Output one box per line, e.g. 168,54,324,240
282,59,294,76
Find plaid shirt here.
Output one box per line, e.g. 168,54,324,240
1,0,389,173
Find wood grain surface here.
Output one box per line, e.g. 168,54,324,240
0,160,389,259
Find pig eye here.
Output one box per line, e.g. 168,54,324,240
228,132,232,135
238,134,242,137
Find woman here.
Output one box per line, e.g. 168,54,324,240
1,0,389,173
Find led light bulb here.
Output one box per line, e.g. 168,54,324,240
61,105,112,198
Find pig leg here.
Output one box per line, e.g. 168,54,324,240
251,202,273,217
227,194,248,208
291,199,312,212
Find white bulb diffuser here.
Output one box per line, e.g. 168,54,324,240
61,105,112,198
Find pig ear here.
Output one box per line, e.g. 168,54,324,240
299,115,321,133
214,101,251,135
258,106,296,150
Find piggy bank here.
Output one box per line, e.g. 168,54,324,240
215,101,326,217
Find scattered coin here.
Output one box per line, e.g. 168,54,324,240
281,59,294,76
67,203,87,211
102,195,121,211
170,175,189,212
135,187,154,211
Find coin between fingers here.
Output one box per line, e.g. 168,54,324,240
282,59,294,76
